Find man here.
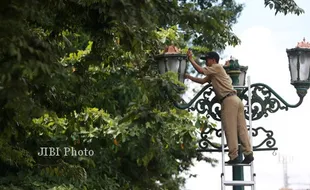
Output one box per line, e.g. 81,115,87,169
185,50,254,164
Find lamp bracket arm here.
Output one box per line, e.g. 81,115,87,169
244,83,304,108
240,83,304,121
172,84,213,110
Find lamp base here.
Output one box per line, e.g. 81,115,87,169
291,81,310,98
174,85,185,92
227,70,241,86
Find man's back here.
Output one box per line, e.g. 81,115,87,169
205,64,236,100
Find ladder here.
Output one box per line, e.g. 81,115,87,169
221,76,256,190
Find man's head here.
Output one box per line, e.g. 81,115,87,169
205,51,220,67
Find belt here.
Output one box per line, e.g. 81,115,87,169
220,92,236,103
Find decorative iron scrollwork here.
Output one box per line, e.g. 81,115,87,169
187,84,222,121
198,127,227,150
174,83,303,121
240,83,303,121
174,84,222,121
197,126,277,152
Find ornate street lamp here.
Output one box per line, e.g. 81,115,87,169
223,58,242,85
154,39,310,190
286,37,310,98
222,57,249,90
154,45,188,84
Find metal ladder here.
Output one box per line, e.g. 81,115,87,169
221,76,256,190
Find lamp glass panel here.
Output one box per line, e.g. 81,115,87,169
158,59,166,74
167,58,180,73
179,59,187,83
299,52,310,80
289,55,298,81
238,71,246,86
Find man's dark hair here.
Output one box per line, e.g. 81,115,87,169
205,51,220,63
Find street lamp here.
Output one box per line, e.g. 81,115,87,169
154,39,310,190
221,57,249,91
286,37,310,98
154,45,188,84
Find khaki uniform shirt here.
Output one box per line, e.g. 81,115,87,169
203,64,236,100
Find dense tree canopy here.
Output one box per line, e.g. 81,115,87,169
0,0,303,189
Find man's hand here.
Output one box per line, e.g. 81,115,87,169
184,73,210,84
187,49,193,60
224,60,230,66
186,49,206,74
184,73,190,79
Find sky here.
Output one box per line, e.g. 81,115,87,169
183,0,310,189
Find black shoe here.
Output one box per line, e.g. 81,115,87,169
225,157,239,165
241,153,254,164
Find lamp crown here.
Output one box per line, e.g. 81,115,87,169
164,45,180,54
296,38,310,49
230,56,237,61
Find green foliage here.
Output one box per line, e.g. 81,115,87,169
264,0,305,15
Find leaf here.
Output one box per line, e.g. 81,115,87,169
269,3,274,9
84,113,89,121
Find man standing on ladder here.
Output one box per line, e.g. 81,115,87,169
184,50,254,164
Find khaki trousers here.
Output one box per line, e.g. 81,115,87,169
221,95,253,160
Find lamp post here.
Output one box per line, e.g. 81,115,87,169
154,38,310,189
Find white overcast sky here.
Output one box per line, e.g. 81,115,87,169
183,0,310,189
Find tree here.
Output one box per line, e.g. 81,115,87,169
0,0,304,189
265,0,304,15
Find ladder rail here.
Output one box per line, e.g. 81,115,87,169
221,126,226,190
247,76,256,190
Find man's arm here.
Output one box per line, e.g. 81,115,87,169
185,74,210,84
188,58,219,76
188,57,207,74
187,50,207,74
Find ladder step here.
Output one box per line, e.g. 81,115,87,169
224,180,255,186
225,163,252,166
233,86,248,88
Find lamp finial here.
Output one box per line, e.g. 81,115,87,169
164,45,180,54
296,38,310,48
